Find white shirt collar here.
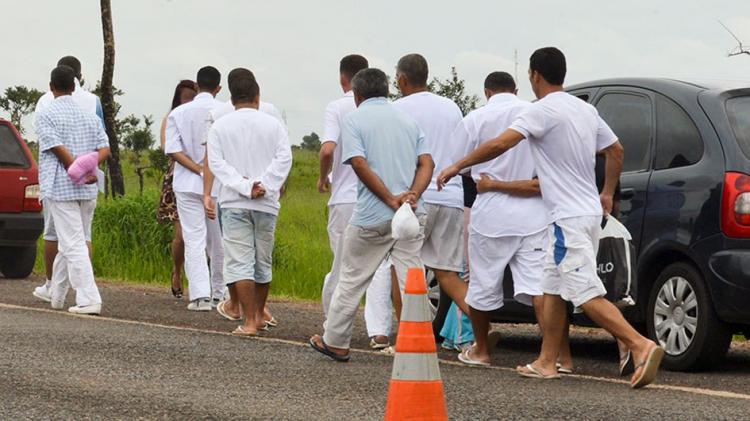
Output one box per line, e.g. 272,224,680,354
344,90,354,98
195,92,214,100
487,92,517,104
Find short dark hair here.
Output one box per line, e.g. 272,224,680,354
196,66,221,91
351,68,389,100
340,55,369,80
57,56,82,79
529,47,566,85
50,65,76,93
396,54,429,86
228,68,259,104
484,71,516,92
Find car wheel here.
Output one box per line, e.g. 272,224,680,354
646,262,732,371
0,244,37,279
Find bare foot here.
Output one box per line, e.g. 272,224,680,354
630,340,662,386
310,334,349,358
516,360,560,379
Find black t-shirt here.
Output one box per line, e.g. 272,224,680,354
462,175,477,208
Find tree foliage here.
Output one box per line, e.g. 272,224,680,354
0,86,44,135
121,115,156,195
301,131,321,151
389,67,479,116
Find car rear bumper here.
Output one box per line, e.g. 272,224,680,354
0,211,43,247
708,248,750,324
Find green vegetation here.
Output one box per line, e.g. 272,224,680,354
35,149,331,300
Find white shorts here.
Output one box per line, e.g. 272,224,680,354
542,216,606,307
43,199,95,242
466,229,546,311
422,203,464,272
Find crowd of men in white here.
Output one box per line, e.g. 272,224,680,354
31,47,664,389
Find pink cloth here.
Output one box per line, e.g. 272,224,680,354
67,151,99,185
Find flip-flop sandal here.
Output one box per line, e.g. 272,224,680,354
231,326,257,337
518,364,561,379
369,338,390,350
619,350,634,376
631,346,665,389
380,346,395,355
265,317,278,327
458,347,490,367
309,336,350,362
217,301,241,321
555,362,574,374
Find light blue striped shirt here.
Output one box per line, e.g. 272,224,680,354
36,95,108,201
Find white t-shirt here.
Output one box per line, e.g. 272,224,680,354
393,92,464,209
322,91,358,206
509,91,618,221
456,93,549,237
35,79,100,120
164,92,223,196
207,108,292,216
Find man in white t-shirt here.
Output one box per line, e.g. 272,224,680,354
203,68,285,325
317,55,393,349
165,66,225,312
32,55,105,304
450,71,572,369
392,54,469,318
207,68,292,336
438,47,663,389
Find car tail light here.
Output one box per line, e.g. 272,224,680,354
722,172,750,238
23,184,43,212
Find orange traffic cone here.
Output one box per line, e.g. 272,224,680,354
384,268,448,421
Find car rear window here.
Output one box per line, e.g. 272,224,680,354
726,96,750,159
0,124,29,168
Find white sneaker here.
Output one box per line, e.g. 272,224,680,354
187,298,212,312
32,285,52,303
68,303,102,315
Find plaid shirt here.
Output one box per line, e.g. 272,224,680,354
36,95,108,201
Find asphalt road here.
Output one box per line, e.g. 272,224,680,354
2,276,749,420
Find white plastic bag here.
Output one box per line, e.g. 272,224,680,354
391,203,419,240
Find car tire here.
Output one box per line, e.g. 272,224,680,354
646,262,732,371
0,245,37,279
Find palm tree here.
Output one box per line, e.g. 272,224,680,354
99,0,125,196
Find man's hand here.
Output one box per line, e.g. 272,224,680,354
317,177,330,193
394,191,418,211
600,193,613,215
83,174,98,185
436,164,460,191
251,181,266,199
477,173,494,194
204,196,217,220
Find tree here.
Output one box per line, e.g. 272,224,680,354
100,0,125,197
121,115,156,195
301,131,321,151
0,86,43,135
390,67,480,116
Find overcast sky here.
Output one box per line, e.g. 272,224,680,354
2,1,750,144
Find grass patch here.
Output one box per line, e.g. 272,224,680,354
35,149,331,300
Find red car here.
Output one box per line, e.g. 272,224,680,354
0,119,42,278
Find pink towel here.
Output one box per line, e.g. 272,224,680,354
67,152,99,185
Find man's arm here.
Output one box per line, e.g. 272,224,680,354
476,173,540,197
169,152,202,175
599,140,624,214
164,112,202,175
97,147,111,163
318,141,335,193
407,154,434,206
203,149,217,219
260,125,293,194
49,146,75,169
350,156,400,210
437,128,525,190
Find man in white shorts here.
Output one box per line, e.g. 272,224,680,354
452,71,571,369
393,54,469,317
318,55,393,349
32,55,104,303
166,66,225,311
438,47,663,389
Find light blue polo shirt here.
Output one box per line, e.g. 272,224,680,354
341,97,429,227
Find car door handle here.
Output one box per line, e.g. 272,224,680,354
621,188,636,200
